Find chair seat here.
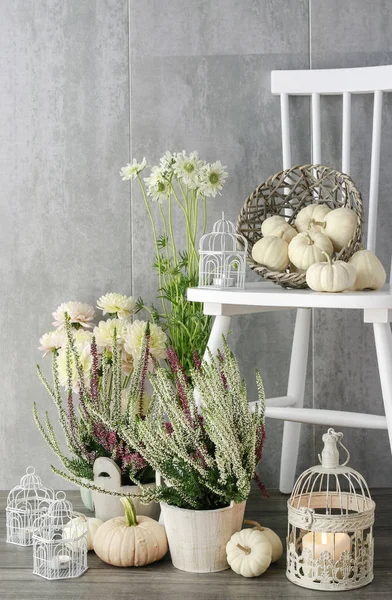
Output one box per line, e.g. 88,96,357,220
187,282,392,310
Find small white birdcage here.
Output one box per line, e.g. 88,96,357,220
33,491,88,580
6,466,54,546
198,212,247,289
286,429,375,592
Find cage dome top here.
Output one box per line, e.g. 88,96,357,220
199,212,248,253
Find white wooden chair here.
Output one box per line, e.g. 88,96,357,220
188,65,392,494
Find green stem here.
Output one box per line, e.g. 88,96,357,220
120,497,138,526
168,193,178,265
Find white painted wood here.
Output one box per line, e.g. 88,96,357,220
364,308,392,323
263,406,387,429
187,284,392,311
280,309,312,494
311,93,321,164
266,395,296,407
272,64,392,95
373,323,392,451
280,93,291,169
160,500,246,573
367,90,383,253
203,315,231,361
203,302,292,317
342,92,351,174
92,457,159,521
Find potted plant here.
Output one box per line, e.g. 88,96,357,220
120,151,228,377
90,337,266,572
34,295,166,520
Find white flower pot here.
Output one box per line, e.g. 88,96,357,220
92,457,160,521
160,500,246,573
79,480,94,512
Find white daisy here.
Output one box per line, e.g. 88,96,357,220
93,319,127,351
52,301,95,329
124,320,167,362
200,161,228,197
97,292,136,320
173,151,205,189
38,330,67,357
144,166,170,203
159,151,176,172
120,158,147,180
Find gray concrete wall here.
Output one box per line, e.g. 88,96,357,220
1,0,391,489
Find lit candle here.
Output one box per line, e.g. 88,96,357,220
302,531,351,562
213,275,234,287
50,555,71,570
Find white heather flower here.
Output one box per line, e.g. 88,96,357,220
122,350,134,376
120,158,147,180
52,301,95,329
97,292,136,320
200,161,228,197
93,319,127,351
144,166,170,203
174,151,205,189
124,320,167,361
121,389,151,416
38,330,67,357
58,344,92,393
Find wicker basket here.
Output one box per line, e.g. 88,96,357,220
237,164,364,289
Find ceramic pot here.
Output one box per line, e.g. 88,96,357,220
160,500,246,573
92,457,159,521
79,479,94,512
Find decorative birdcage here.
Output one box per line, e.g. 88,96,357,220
286,429,375,592
198,212,247,289
6,466,54,546
32,491,88,580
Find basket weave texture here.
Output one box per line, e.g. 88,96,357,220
237,164,364,289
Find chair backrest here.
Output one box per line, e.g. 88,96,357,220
271,65,392,254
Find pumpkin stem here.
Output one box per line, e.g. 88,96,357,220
120,497,138,527
237,543,251,555
244,519,264,532
303,231,314,245
321,250,332,265
309,218,326,229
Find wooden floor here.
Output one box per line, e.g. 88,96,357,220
1,487,391,600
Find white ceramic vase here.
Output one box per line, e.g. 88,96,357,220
92,457,160,521
79,478,94,512
160,500,246,573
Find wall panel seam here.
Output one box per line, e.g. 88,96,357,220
128,0,133,296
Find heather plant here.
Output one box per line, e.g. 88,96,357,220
34,311,157,488
82,337,266,510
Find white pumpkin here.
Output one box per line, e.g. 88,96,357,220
63,515,103,551
226,528,272,577
252,236,289,271
323,207,358,251
349,249,386,290
244,520,283,563
288,231,333,271
295,203,331,233
261,215,297,243
306,253,356,292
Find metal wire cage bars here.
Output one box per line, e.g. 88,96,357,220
286,429,375,591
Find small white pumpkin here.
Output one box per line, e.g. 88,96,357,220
322,207,358,251
244,520,283,563
63,515,103,551
306,252,356,292
295,203,331,233
349,249,386,290
252,236,289,271
261,215,297,243
288,231,333,271
226,528,272,577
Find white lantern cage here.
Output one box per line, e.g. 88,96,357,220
286,428,375,592
198,212,247,289
6,466,54,546
32,491,88,580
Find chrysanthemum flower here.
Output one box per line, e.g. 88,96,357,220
120,158,147,180
93,319,127,351
174,151,205,189
52,301,95,329
200,161,228,197
38,330,67,357
124,320,167,361
97,292,136,320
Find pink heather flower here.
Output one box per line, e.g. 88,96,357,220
106,430,118,451
192,351,202,371
164,421,174,434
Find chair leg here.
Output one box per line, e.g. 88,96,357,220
373,322,392,452
279,308,312,494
